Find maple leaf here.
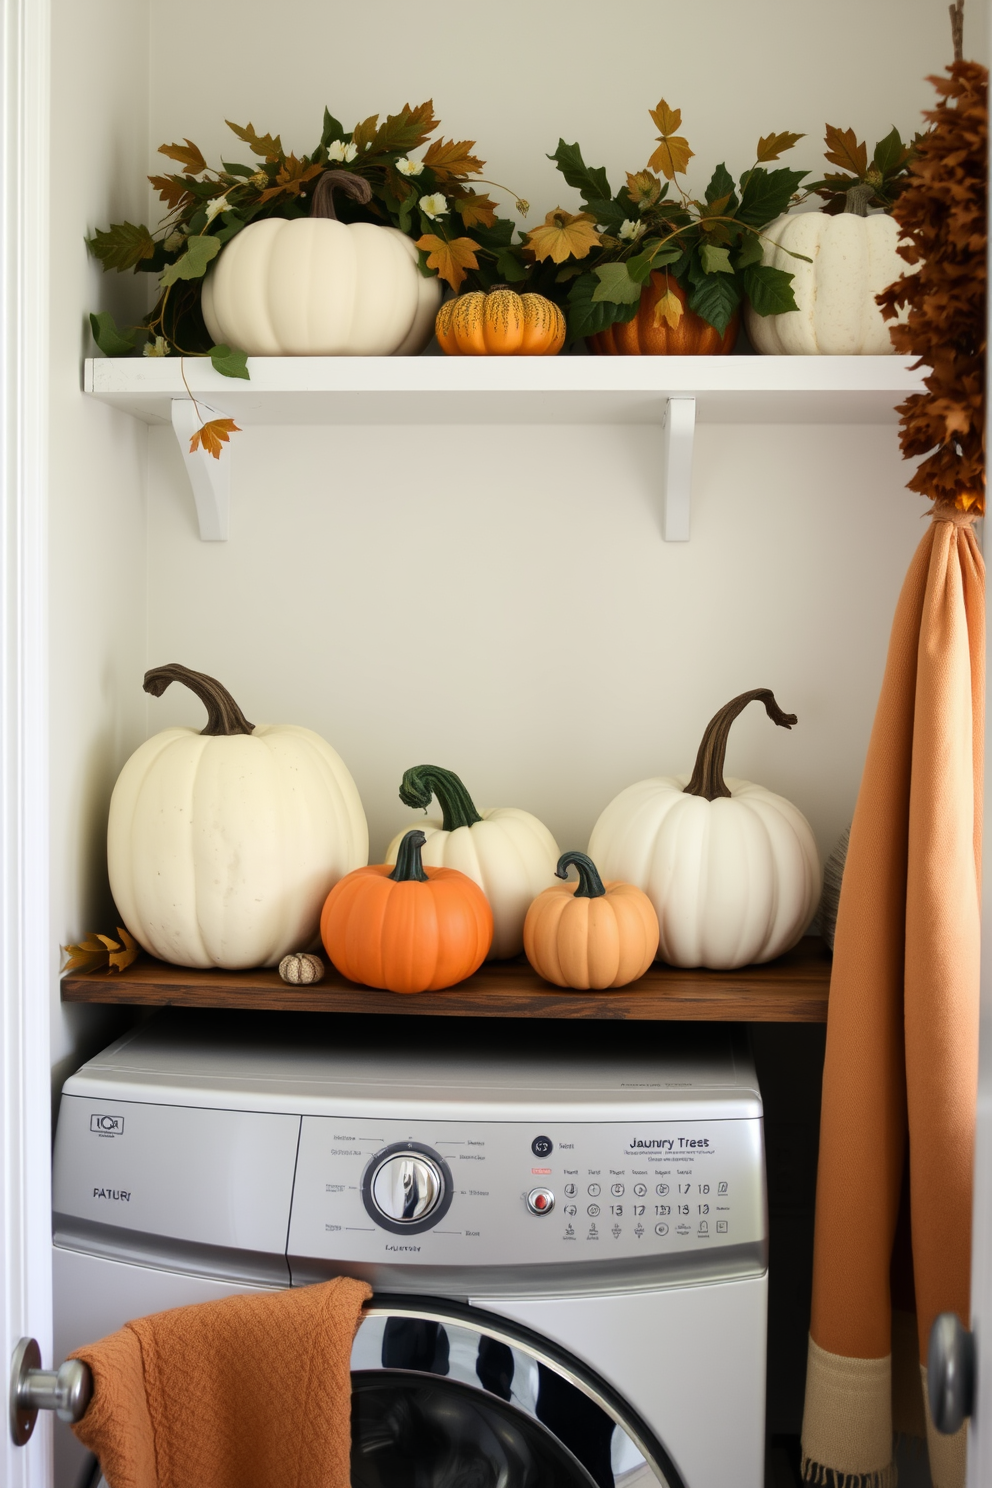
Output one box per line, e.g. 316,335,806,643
455,191,498,228
648,136,694,180
756,131,804,162
422,137,484,178
159,138,207,174
649,100,682,137
525,209,601,265
61,928,139,976
823,124,868,178
225,120,284,161
86,221,156,273
351,113,380,154
626,170,661,208
415,234,479,292
149,174,194,211
257,154,323,204
369,101,438,157
654,287,683,329
189,417,241,459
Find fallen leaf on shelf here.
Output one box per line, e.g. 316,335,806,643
62,927,139,976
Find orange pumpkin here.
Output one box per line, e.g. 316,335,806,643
436,287,566,356
320,829,493,993
523,851,660,990
590,272,738,355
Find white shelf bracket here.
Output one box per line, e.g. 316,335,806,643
170,400,231,542
661,397,696,541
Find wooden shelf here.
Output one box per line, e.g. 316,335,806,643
61,936,831,1022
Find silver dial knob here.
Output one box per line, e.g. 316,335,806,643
370,1154,444,1224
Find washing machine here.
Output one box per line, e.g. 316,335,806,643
51,1013,767,1488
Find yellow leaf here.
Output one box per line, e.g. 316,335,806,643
648,100,682,138
525,209,601,265
62,931,128,976
224,121,283,161
756,131,804,162
351,113,380,154
415,234,479,292
648,137,694,181
108,926,139,973
455,191,499,229
422,137,484,179
158,139,207,174
626,170,661,208
189,418,241,460
654,288,683,330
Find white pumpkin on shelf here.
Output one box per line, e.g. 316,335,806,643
200,170,442,357
384,764,560,960
588,689,821,970
107,664,368,970
744,194,909,355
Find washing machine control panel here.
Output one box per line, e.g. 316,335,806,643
288,1115,764,1270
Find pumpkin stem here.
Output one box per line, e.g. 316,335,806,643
556,850,606,899
310,170,373,221
683,689,797,802
399,765,483,832
843,182,875,217
143,664,255,736
389,829,430,883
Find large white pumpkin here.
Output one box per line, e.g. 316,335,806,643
200,169,442,357
588,690,821,969
744,207,908,355
385,765,560,960
108,665,369,970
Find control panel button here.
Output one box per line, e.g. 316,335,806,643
655,1222,669,1236
656,1183,669,1196
564,1183,576,1197
587,1183,601,1197
611,1183,624,1197
370,1153,444,1224
531,1136,553,1158
527,1188,555,1215
587,1203,600,1217
716,1220,728,1233
633,1183,647,1197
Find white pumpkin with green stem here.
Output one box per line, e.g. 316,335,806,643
588,689,821,969
107,664,368,969
384,765,560,960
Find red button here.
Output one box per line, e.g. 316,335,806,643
534,1194,548,1210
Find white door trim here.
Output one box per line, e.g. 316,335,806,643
1,0,53,1480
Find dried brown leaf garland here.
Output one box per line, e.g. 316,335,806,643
878,61,987,513
61,928,139,976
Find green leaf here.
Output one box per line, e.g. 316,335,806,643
566,274,637,341
209,343,250,380
321,109,345,149
872,126,907,178
685,273,741,335
88,311,138,356
705,163,736,206
734,231,765,270
591,263,643,305
86,221,156,273
737,167,807,228
742,263,797,317
470,217,516,252
628,243,680,283
699,243,734,275
398,190,417,234
221,161,256,178
584,196,630,230
496,247,527,283
159,234,222,286
547,140,612,207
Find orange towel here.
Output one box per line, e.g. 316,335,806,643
69,1276,371,1488
801,510,984,1488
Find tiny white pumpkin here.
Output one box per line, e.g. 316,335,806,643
279,952,325,985
200,170,442,357
108,665,369,970
385,765,560,960
744,203,909,355
588,690,821,970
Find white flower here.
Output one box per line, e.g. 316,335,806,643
326,139,358,163
163,228,186,253
143,336,169,357
396,156,424,177
204,196,228,223
618,218,645,241
419,192,447,220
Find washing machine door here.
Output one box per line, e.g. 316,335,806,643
354,1296,682,1488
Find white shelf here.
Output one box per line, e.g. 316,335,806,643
84,355,926,427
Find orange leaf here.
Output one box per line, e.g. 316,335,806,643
159,138,207,174
415,234,479,292
108,926,139,973
422,137,484,179
455,191,499,228
648,100,682,137
61,930,135,976
189,418,241,459
525,209,601,265
626,170,661,208
148,175,194,211
756,131,804,162
653,288,683,330
823,124,868,177
648,136,694,180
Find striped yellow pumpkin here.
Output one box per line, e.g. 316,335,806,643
435,287,565,355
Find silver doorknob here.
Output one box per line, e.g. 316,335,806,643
9,1337,92,1445
370,1153,444,1224
927,1312,975,1435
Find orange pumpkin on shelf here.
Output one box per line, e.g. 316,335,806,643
320,829,493,994
523,851,659,990
590,272,738,355
435,287,566,356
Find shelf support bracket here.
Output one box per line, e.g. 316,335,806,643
170,400,231,542
661,397,695,542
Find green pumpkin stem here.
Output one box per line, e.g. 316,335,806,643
683,689,797,802
389,829,430,883
399,765,483,832
556,850,607,899
143,664,255,737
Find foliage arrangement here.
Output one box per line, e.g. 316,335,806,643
804,124,924,215
517,101,810,344
87,100,527,367
877,60,987,512
62,928,138,975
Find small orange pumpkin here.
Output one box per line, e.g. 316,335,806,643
436,287,566,356
523,851,660,990
320,829,493,993
590,272,738,356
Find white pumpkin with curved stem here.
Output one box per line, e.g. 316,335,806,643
107,665,369,970
588,690,822,970
385,765,560,960
200,170,442,357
